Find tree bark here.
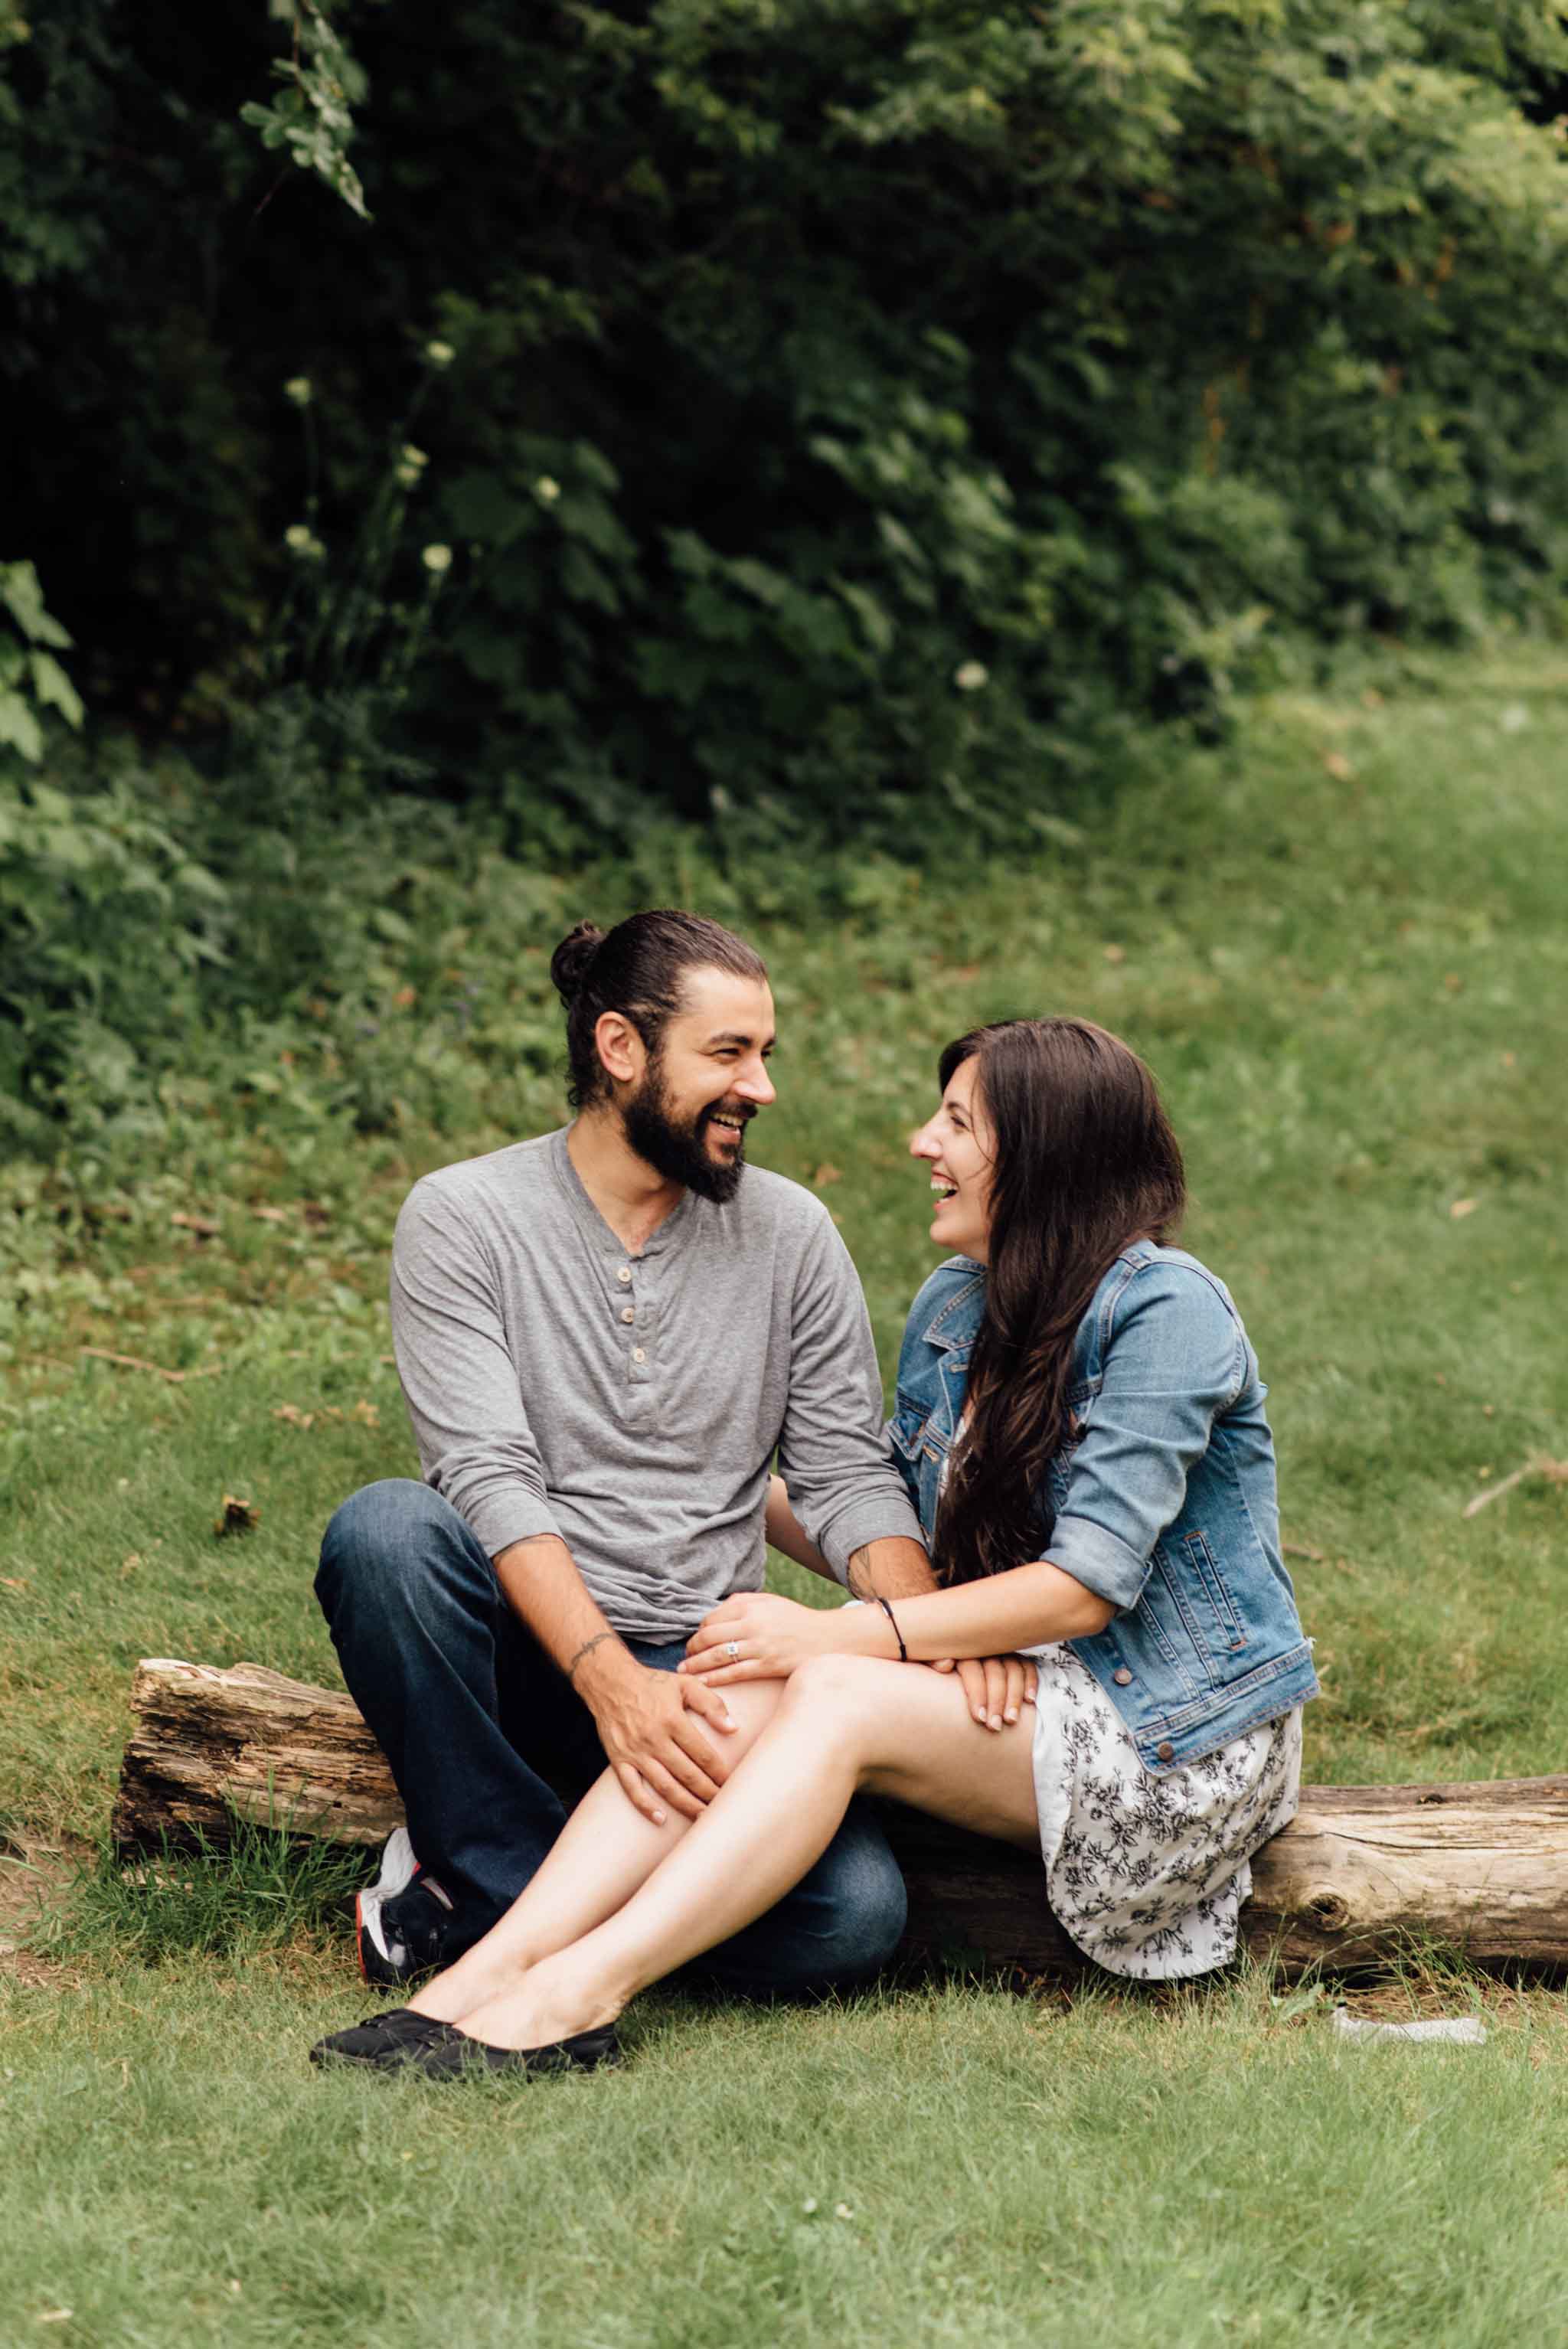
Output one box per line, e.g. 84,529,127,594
115,1658,1568,1978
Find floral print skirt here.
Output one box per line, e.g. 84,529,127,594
1028,1642,1302,1981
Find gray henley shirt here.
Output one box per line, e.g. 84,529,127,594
390,1127,923,1642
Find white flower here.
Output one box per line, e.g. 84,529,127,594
421,543,453,574
533,476,562,507
425,339,456,368
284,523,325,560
834,2202,854,2220
283,377,312,407
400,444,428,469
953,660,988,692
801,2198,818,2216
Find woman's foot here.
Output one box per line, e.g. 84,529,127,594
405,1937,536,2025
452,1950,625,2053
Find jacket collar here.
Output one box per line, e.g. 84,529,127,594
921,1240,1165,1358
920,1259,986,1352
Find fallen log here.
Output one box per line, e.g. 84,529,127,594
115,1658,1568,1978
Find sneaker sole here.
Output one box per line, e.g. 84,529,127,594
356,1827,420,1984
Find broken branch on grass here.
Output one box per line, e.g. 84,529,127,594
1463,1455,1568,1518
80,1348,223,1386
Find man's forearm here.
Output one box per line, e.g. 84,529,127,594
492,1531,640,1703
845,1535,937,1600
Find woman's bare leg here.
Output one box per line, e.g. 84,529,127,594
407,1678,786,2023
455,1655,1038,2050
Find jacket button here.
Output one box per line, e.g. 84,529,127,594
1156,1740,1174,1762
1112,1668,1132,1687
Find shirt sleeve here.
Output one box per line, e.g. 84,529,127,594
390,1178,564,1559
776,1214,926,1582
1044,1264,1246,1614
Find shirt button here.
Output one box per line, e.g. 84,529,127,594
616,1266,632,1286
632,1347,646,1364
1156,1740,1174,1763
619,1305,635,1325
1112,1668,1132,1687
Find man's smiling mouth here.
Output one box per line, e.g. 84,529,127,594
708,1109,751,1138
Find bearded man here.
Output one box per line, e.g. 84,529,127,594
317,908,948,1995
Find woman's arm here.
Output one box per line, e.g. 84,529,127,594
858,1556,1114,1655
683,1553,1112,1684
764,1474,838,1580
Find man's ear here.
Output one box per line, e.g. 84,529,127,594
594,1008,645,1089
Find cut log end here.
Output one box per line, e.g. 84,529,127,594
115,1659,1568,1980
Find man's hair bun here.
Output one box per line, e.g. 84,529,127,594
550,922,607,1007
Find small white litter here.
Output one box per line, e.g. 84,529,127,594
1332,2006,1487,2047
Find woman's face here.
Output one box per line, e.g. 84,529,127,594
909,1054,996,1263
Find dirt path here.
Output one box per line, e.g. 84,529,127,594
0,1834,87,1985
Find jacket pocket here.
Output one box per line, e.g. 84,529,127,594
888,1400,927,1464
1155,1529,1249,1677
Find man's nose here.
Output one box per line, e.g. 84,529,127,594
735,1058,776,1106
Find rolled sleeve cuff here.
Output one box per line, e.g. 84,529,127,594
1043,1514,1150,1614
452,1486,565,1561
816,1492,926,1586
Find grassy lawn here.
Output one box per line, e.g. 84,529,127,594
2,645,1567,2344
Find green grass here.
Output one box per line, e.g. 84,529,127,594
3,643,1568,2344
5,1967,1568,2347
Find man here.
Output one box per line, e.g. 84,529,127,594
318,907,941,1997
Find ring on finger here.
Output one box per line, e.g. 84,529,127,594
726,1640,740,1660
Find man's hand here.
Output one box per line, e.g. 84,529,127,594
681,1592,848,1684
932,1654,1037,1732
581,1653,737,1828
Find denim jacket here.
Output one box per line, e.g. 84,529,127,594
887,1242,1318,1773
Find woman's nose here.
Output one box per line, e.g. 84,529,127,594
909,1119,939,1159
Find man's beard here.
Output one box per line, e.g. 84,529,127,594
622,1063,750,1204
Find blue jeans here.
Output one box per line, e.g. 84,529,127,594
315,1479,907,1995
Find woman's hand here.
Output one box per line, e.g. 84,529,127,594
680,1593,857,1684
932,1653,1037,1731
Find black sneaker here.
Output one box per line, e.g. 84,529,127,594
309,2007,467,2071
410,2024,622,2082
355,1828,455,1987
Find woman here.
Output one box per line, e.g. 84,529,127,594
312,1018,1317,2078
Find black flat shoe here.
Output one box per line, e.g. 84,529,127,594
410,2024,622,2081
309,2007,468,2070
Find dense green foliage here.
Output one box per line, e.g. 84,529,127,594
8,2,1568,803
5,1,1568,1140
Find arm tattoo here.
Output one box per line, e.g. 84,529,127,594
565,1629,617,1683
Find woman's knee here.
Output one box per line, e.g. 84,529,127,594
775,1654,901,1777
783,1652,887,1711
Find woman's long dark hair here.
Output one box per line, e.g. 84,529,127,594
933,1018,1186,1587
